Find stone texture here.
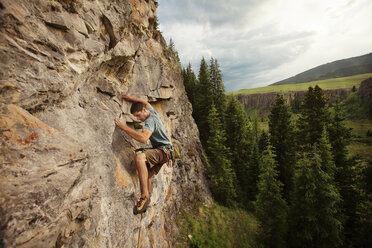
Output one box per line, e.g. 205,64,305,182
236,88,353,115
0,0,210,247
358,77,372,101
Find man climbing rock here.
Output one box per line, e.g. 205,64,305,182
114,94,173,215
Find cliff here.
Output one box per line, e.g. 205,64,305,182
0,0,210,247
236,88,353,115
358,77,372,101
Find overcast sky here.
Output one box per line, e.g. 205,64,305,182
157,0,372,92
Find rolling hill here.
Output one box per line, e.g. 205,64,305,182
230,73,372,95
271,52,372,86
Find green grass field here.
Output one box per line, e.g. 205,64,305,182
346,120,372,161
229,73,372,95
175,202,259,248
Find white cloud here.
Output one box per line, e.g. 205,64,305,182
157,0,372,91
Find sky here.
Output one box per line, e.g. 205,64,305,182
157,0,372,92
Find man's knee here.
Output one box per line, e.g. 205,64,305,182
135,152,146,165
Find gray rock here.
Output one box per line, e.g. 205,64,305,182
0,0,210,247
358,77,372,101
85,38,105,57
236,88,353,116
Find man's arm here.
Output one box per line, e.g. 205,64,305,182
115,118,152,144
122,94,151,107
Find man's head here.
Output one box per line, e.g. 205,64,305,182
131,102,150,122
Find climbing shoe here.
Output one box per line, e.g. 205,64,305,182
133,197,150,215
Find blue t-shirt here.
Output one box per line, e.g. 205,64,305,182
143,106,171,147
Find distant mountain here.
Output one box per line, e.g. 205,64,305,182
271,53,372,86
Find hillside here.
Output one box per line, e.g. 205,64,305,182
231,73,372,95
231,74,372,117
272,53,372,85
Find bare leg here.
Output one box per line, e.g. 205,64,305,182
148,174,151,197
135,152,150,199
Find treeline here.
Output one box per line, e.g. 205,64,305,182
182,58,372,248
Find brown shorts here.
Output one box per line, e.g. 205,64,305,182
139,148,167,176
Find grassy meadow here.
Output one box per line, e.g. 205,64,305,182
346,120,372,161
229,73,372,95
175,203,259,248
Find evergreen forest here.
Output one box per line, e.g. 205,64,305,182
180,57,372,248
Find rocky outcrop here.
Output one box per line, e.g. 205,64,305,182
236,88,353,115
358,77,372,101
0,0,209,247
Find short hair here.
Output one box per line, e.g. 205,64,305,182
130,102,146,114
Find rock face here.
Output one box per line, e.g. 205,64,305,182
236,88,353,115
358,77,372,101
0,0,209,247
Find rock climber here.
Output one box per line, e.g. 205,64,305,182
114,94,173,215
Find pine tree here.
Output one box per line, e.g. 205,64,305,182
289,137,342,248
328,97,352,170
252,114,260,142
182,63,198,107
169,38,175,51
318,128,336,176
297,85,329,148
206,104,236,205
246,141,261,201
168,38,180,63
354,159,372,247
258,131,269,154
209,58,227,123
328,98,360,247
290,92,302,113
256,145,288,248
225,96,252,201
269,94,296,201
194,57,213,146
